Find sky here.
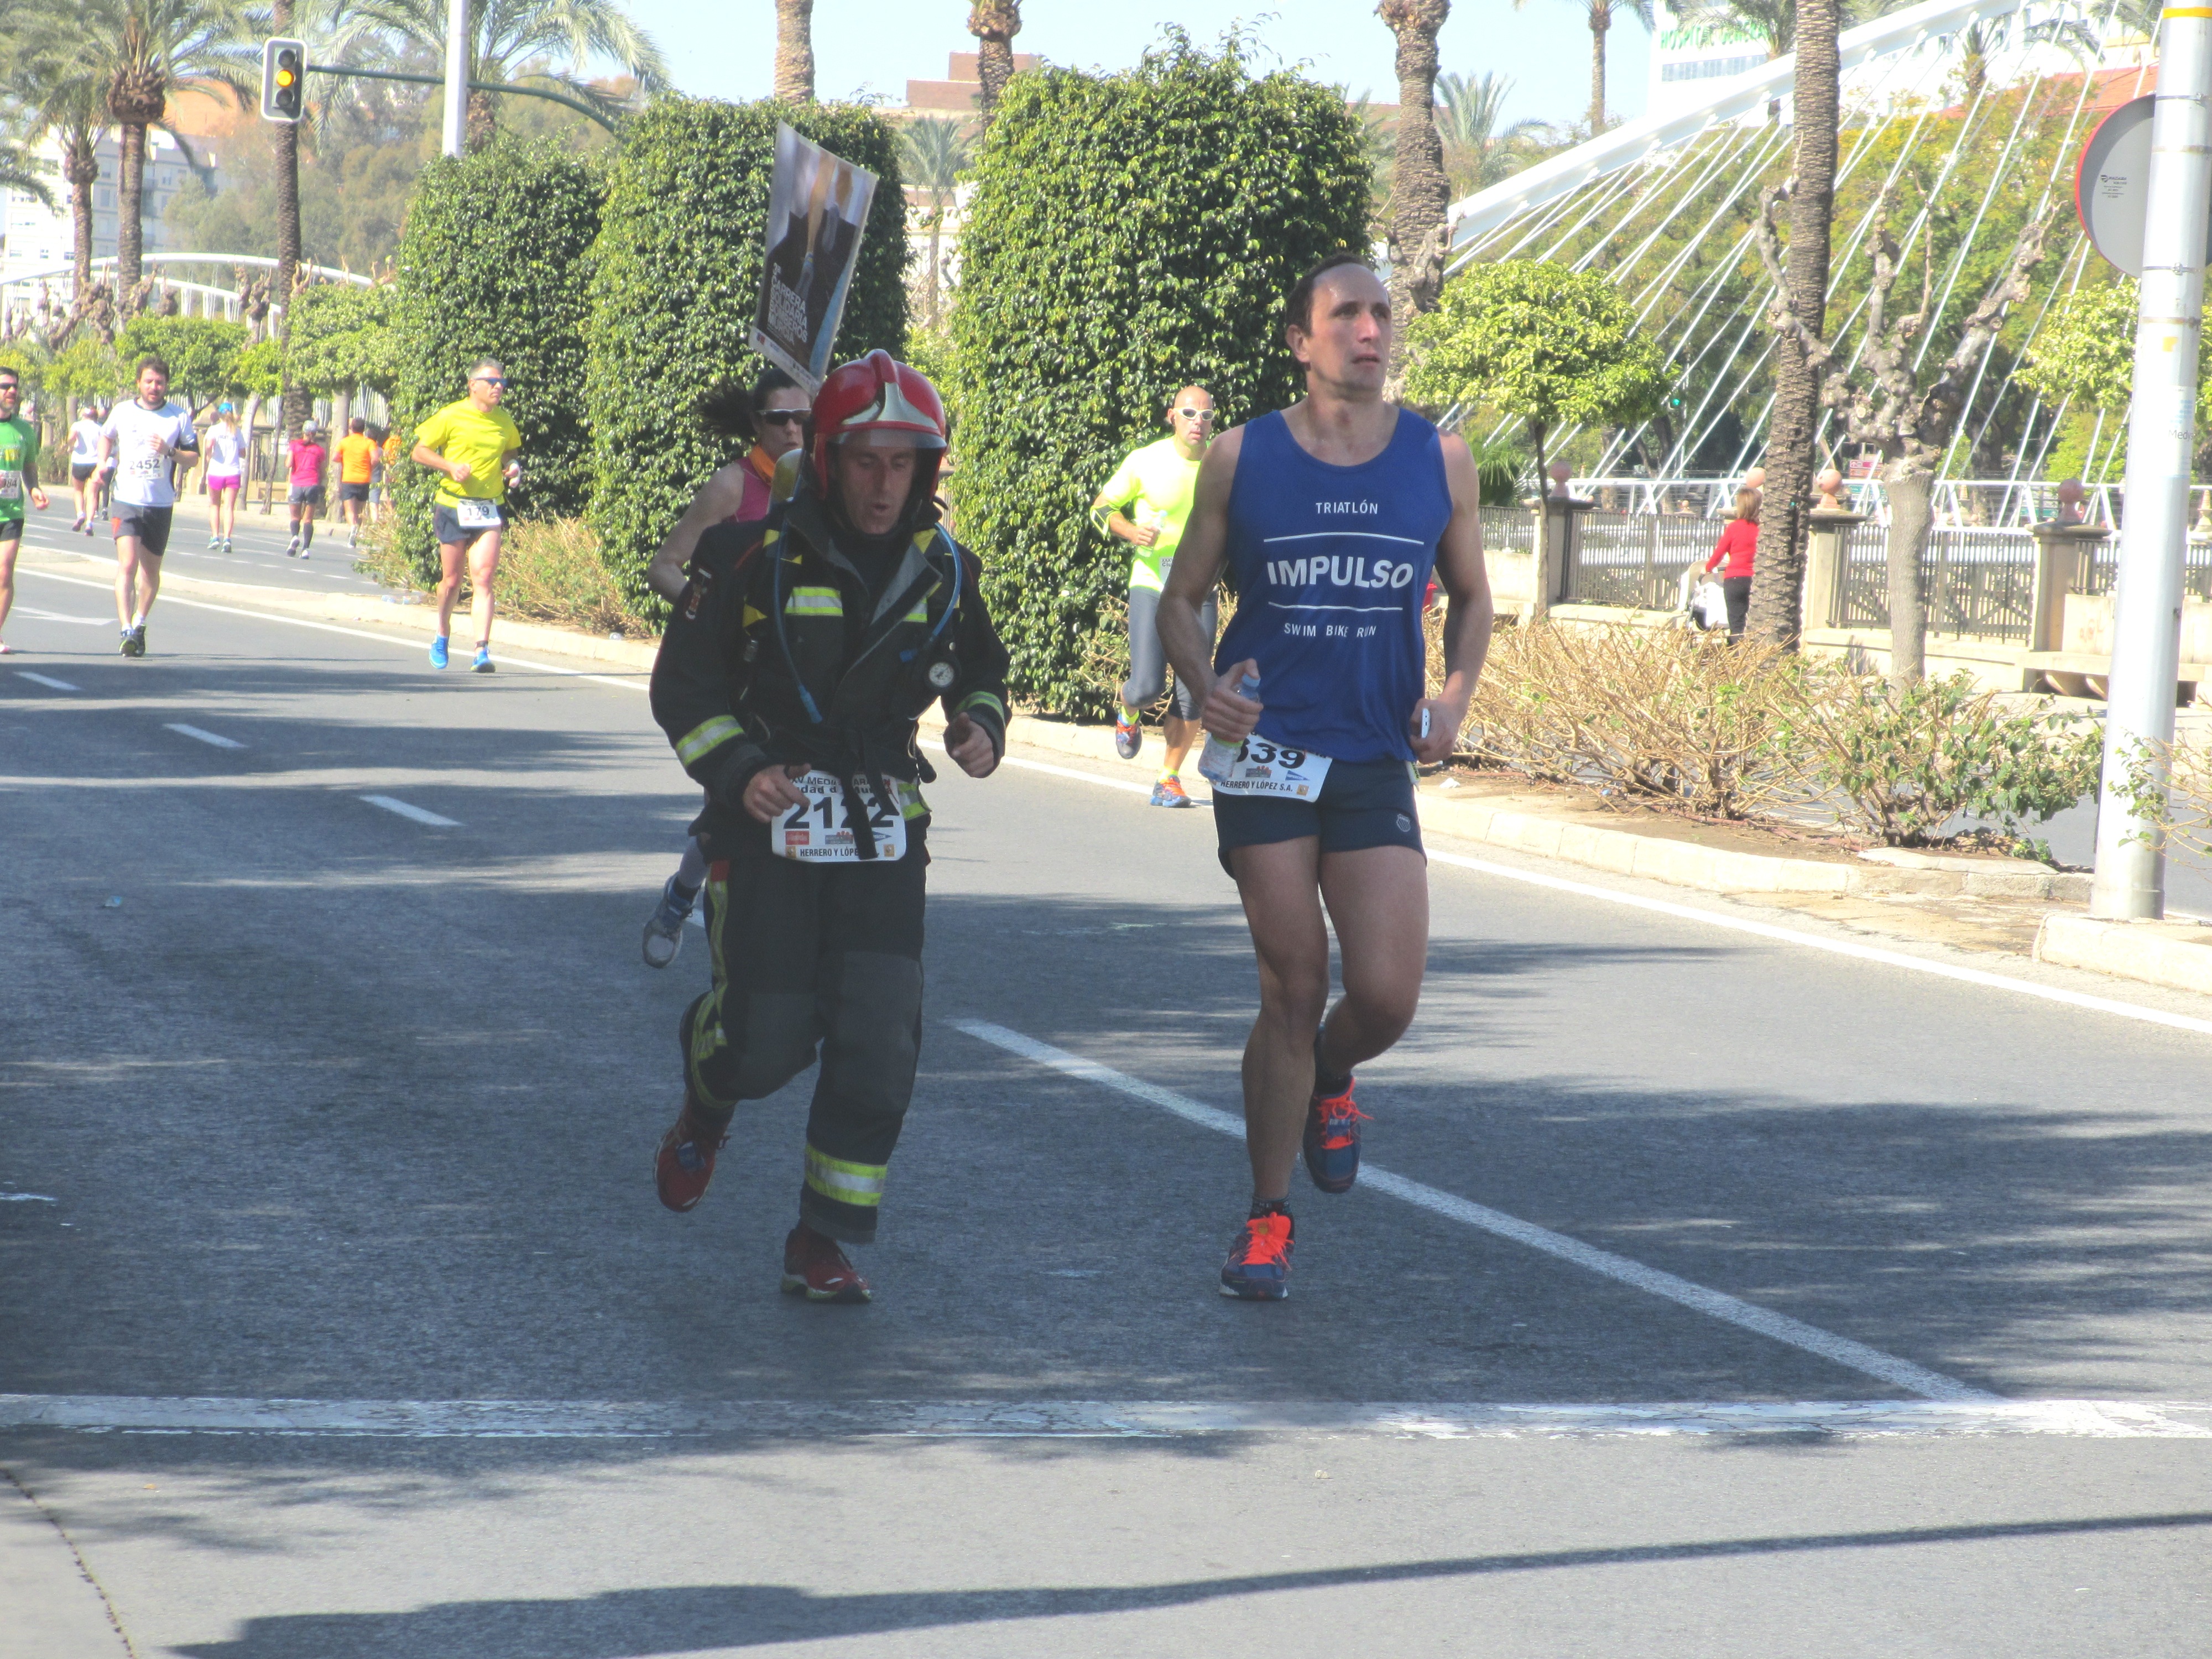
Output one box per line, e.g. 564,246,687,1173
619,1,1652,131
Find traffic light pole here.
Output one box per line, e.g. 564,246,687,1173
307,65,620,135
2090,8,2212,920
442,0,468,157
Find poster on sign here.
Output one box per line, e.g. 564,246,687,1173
750,123,879,393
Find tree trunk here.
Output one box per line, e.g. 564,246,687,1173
774,0,816,103
1746,0,1841,649
116,123,147,306
969,3,1022,124
66,140,97,306
1589,9,1609,132
1882,462,1931,686
466,88,499,150
927,208,943,328
1379,0,1452,378
274,0,305,438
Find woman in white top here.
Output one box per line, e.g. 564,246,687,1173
204,403,247,552
69,406,107,533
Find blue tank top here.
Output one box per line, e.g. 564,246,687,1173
1215,408,1451,763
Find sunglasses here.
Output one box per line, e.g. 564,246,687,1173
760,409,809,426
1176,408,1214,421
473,375,508,387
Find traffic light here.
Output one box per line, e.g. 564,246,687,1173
261,38,305,123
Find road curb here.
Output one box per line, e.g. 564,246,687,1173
2036,912,2212,997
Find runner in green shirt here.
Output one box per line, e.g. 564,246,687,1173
0,366,52,655
1091,385,1217,806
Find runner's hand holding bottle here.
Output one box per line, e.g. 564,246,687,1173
1198,661,1263,785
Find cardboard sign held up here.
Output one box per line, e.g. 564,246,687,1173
750,124,879,394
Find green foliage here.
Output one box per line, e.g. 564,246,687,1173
2018,276,2140,413
1405,259,1668,478
392,138,602,581
116,316,248,414
45,336,126,402
288,282,402,397
226,339,284,402
949,33,1370,716
584,97,909,612
1788,674,2103,849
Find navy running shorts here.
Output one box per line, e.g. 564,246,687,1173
1212,754,1423,877
112,502,174,557
432,502,504,547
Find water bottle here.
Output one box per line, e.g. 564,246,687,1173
1198,671,1261,785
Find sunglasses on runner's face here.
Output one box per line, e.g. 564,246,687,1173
473,375,507,387
1177,408,1213,421
761,409,808,425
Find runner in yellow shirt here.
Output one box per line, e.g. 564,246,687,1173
411,360,522,673
1091,386,1217,806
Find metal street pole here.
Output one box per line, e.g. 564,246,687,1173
2091,8,2212,919
440,0,468,158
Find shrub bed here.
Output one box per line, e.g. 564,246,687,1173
354,514,652,639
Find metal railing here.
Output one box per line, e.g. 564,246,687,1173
1479,507,1537,556
2078,537,2212,602
1567,512,1725,609
1839,525,2039,644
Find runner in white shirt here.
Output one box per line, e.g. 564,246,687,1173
69,407,107,533
96,356,199,658
203,403,248,553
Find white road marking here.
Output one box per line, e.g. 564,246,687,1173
1423,850,2212,1040
14,670,80,690
0,1193,58,1203
14,606,108,624
957,735,2212,1039
361,794,460,828
19,566,648,693
163,722,243,750
921,737,1204,804
953,1020,1994,1403
0,1393,2200,1439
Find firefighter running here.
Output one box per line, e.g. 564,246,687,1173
647,351,1010,1304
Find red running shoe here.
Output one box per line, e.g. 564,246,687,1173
782,1223,872,1303
654,1096,729,1213
1219,1212,1294,1300
1303,1076,1369,1195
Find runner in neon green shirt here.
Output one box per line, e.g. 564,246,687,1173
0,366,52,655
411,359,523,674
1091,385,1217,804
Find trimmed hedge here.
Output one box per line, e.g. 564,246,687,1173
948,33,1370,716
390,140,602,582
585,98,909,612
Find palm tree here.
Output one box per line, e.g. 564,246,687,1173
335,0,667,150
1378,0,1451,349
898,116,972,326
1434,71,1545,196
1516,0,1655,133
67,0,256,308
774,0,812,102
968,1,1021,126
1,49,105,303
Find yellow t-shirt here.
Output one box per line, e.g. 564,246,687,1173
1092,436,1203,593
337,433,377,484
415,400,521,506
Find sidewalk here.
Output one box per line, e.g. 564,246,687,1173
0,1472,129,1658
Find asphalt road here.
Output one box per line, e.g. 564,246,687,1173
3,572,2210,1657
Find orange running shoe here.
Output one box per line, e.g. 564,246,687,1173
1219,1212,1294,1300
653,1095,730,1213
1303,1075,1369,1195
782,1223,872,1303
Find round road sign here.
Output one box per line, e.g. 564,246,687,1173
2077,94,2212,276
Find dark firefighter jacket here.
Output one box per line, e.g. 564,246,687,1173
649,487,1011,860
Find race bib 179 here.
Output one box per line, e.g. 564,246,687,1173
452,498,502,529
1207,739,1333,800
775,771,909,863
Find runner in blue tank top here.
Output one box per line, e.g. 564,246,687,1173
1157,253,1494,1302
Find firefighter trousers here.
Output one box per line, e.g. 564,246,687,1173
681,833,926,1244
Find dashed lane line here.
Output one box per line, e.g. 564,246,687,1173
952,1019,1996,1404
1,1394,2201,1439
18,565,648,692
12,671,79,691
361,794,461,828
163,722,244,750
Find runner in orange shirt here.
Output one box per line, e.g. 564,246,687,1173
336,418,378,546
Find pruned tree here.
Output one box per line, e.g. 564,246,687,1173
969,1,1021,125
1756,190,2050,683
1377,0,1451,368
775,0,813,103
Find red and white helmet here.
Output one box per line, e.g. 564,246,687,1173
810,349,948,487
